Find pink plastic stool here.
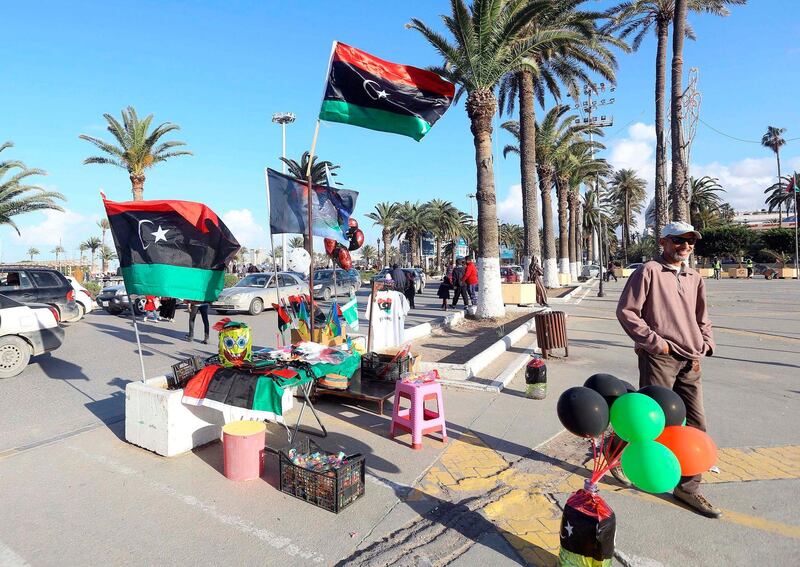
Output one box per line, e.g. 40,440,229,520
222,420,266,480
389,381,447,450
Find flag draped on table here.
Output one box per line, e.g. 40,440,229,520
319,42,454,141
103,197,240,301
266,168,358,246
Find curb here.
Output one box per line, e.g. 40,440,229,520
404,310,464,342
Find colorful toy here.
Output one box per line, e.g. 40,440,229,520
213,318,252,367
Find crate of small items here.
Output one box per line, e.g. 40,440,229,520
279,438,365,513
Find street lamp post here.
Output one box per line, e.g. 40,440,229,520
272,112,296,271
571,83,615,297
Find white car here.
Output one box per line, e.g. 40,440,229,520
0,293,64,378
212,272,309,315
65,276,95,321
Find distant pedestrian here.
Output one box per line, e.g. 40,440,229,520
404,270,416,309
745,257,754,278
463,259,478,304
158,297,177,322
437,273,453,310
143,295,159,322
451,259,469,307
616,221,719,518
529,258,548,307
390,264,407,293
185,301,210,344
605,260,618,282
712,258,721,280
445,261,454,283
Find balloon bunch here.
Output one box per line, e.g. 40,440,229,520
557,373,717,493
323,218,364,271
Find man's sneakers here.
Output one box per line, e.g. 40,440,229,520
673,487,722,518
609,465,632,488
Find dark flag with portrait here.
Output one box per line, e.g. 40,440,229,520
559,488,616,567
103,196,240,302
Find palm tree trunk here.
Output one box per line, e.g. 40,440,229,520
776,150,783,227
568,188,578,280
670,0,690,222
467,90,505,318
623,193,629,265
538,166,559,288
382,229,391,267
654,21,670,242
130,174,146,201
518,70,541,281
556,175,570,282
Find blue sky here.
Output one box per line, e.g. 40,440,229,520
2,0,798,263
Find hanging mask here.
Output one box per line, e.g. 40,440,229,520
213,318,252,367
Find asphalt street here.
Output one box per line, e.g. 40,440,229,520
0,277,797,566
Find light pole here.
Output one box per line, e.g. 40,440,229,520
571,83,615,297
272,112,296,271
466,193,476,223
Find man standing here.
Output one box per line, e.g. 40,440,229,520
745,257,754,278
390,263,406,294
616,222,719,518
451,259,469,307
712,257,721,280
463,258,478,304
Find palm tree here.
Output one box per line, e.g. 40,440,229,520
366,202,398,268
79,243,89,269
761,126,787,226
79,106,192,201
100,245,117,273
393,202,432,267
27,247,40,262
765,175,793,224
688,175,725,230
499,223,524,262
410,0,572,317
424,199,463,272
497,2,623,280
288,236,305,249
609,169,647,264
606,0,745,236
98,219,110,246
0,142,66,234
82,237,102,274
279,151,340,185
52,245,65,267
566,146,609,278
360,244,377,267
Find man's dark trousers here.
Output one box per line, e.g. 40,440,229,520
637,349,706,494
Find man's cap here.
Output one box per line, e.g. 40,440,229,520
661,221,701,240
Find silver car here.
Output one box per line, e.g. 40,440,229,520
212,272,308,315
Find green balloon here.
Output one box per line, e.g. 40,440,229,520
621,441,681,493
610,392,666,442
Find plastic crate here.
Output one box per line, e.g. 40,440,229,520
361,352,413,382
279,439,365,513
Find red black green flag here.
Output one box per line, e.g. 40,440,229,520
103,197,240,301
319,42,454,141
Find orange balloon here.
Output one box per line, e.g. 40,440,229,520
655,425,717,476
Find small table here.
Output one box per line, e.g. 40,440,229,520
312,369,396,416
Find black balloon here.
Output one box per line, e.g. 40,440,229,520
620,380,637,393
557,386,610,438
348,228,365,251
584,373,628,409
638,385,686,427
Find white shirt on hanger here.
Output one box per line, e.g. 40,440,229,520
365,290,410,351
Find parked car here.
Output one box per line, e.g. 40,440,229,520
346,268,363,290
0,293,63,378
310,269,360,300
625,263,644,272
65,276,95,320
370,268,425,294
506,264,524,281
500,266,520,283
96,283,144,315
212,272,308,315
579,264,601,281
0,266,80,323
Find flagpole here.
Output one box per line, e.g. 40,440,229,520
305,119,321,339
129,297,147,382
367,280,376,352
264,168,286,345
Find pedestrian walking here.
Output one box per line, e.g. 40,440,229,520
712,258,721,280
463,259,478,304
437,273,453,310
605,260,618,282
745,257,754,278
450,259,469,307
143,295,159,322
404,271,416,309
185,301,210,344
390,264,407,293
158,297,177,322
529,258,548,307
616,221,719,518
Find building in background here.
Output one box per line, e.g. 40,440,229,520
732,210,796,231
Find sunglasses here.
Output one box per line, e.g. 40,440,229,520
668,235,697,246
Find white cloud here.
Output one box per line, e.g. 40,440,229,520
6,208,96,260
496,184,524,225
221,208,267,249
692,156,798,211
607,122,657,196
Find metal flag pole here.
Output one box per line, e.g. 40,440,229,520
264,168,286,345
305,119,321,339
367,280,376,352
129,296,147,382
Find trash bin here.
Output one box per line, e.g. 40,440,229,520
534,310,568,359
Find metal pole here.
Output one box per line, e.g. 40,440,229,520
306,120,321,339
794,186,799,279
129,298,147,382
265,168,286,345
281,122,288,272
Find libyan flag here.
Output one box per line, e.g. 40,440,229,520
319,42,454,141
103,197,240,302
